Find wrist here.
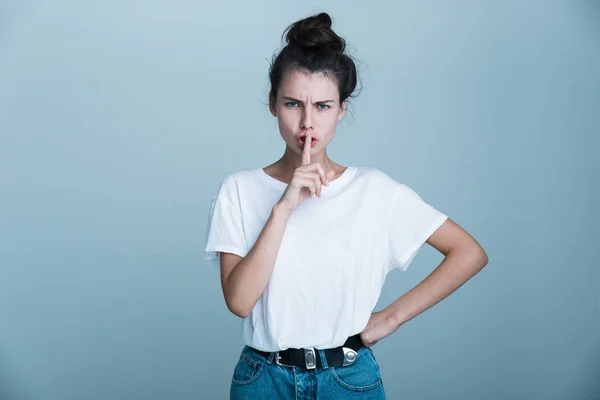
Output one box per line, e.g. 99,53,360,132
272,202,293,218
385,304,407,329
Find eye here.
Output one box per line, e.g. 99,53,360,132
285,101,299,108
317,104,330,110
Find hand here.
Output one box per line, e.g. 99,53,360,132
359,310,400,347
276,132,336,213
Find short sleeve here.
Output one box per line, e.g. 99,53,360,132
203,175,249,269
387,184,448,271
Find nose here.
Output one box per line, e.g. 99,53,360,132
300,106,314,131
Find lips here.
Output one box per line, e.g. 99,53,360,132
297,136,317,148
297,135,317,142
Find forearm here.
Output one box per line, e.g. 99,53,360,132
225,202,292,317
386,246,488,327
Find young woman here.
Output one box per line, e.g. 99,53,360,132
204,12,488,399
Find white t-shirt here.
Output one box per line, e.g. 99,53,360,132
204,166,448,352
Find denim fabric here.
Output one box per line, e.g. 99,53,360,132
230,345,386,399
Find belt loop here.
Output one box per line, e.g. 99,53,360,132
318,349,329,369
266,351,275,364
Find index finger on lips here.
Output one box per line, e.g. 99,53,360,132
301,132,311,165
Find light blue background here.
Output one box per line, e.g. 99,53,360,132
1,1,598,399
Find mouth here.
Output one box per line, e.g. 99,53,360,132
297,136,317,148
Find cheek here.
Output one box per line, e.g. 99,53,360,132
324,114,339,129
277,113,292,128
277,109,298,127
276,113,296,137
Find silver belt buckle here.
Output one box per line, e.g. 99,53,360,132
341,347,358,366
304,348,316,369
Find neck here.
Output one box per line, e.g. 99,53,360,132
281,145,335,171
266,145,340,182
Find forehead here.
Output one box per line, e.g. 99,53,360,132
279,69,338,100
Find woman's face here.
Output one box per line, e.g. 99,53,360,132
270,69,346,155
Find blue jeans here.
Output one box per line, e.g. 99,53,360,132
230,345,386,399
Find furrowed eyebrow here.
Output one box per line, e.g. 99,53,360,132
282,96,335,104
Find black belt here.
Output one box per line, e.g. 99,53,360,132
250,334,364,370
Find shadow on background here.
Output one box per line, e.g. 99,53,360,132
0,347,32,400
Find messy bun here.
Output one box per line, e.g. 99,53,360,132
285,12,345,53
269,12,359,110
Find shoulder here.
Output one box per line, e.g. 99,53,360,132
218,168,259,187
213,168,260,201
353,166,425,201
353,166,404,191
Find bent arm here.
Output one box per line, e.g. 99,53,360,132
219,203,292,318
385,218,489,327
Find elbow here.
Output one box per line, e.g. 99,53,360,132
473,239,489,266
224,295,253,319
481,249,489,267
230,306,251,319
471,244,489,268
450,242,488,269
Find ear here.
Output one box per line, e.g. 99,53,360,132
269,92,277,117
337,100,347,121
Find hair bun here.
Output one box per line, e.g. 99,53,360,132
285,12,345,53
